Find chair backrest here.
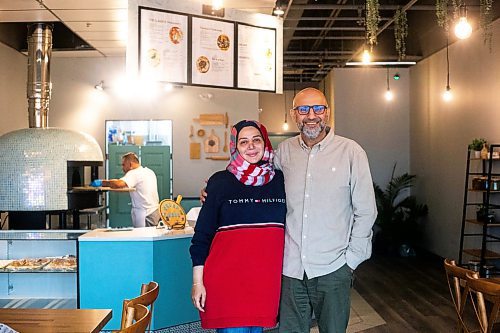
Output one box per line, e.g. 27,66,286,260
465,273,500,333
119,304,151,333
444,258,479,332
120,281,160,330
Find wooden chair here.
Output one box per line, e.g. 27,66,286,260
120,281,159,331
465,273,500,333
444,258,480,332
118,303,151,333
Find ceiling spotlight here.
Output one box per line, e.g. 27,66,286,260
94,80,104,91
393,73,400,80
212,0,223,11
454,6,472,40
273,1,285,16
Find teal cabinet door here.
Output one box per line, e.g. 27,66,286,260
108,145,139,227
140,146,171,201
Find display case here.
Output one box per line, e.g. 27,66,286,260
0,230,85,309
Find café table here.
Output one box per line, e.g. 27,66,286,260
0,308,112,333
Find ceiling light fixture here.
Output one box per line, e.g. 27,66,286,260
212,0,223,11
454,6,472,40
384,68,393,101
94,80,104,91
281,90,289,131
361,49,372,64
443,37,453,102
393,73,400,80
346,61,416,66
273,1,285,16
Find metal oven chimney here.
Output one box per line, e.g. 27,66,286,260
27,23,52,128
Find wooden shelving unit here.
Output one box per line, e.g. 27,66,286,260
459,144,500,276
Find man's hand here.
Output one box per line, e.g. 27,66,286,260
90,179,102,187
199,179,208,204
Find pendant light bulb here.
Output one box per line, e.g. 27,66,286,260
385,89,394,101
443,86,453,102
362,49,371,64
455,17,472,39
282,121,289,131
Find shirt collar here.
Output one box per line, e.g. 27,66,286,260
298,127,335,151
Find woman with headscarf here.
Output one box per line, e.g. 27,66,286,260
190,120,286,333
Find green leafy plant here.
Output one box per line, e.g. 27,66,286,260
436,0,449,30
394,7,408,60
468,138,487,151
480,0,494,52
373,164,428,253
366,0,380,47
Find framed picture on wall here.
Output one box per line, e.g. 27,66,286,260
191,17,235,88
139,7,188,84
237,24,276,92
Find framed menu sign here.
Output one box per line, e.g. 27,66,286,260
237,24,276,92
191,17,234,87
139,8,188,83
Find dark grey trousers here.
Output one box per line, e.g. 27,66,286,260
278,264,353,333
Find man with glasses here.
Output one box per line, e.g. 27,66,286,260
275,87,377,333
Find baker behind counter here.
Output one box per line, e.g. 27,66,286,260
91,152,161,228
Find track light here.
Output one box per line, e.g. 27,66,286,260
273,1,285,16
94,80,104,91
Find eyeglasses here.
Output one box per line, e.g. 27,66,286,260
293,105,328,115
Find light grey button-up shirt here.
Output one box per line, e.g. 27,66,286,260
274,129,377,279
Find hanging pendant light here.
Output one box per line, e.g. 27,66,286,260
454,5,472,40
384,68,393,101
282,91,289,131
443,36,453,102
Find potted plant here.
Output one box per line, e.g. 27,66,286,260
373,164,428,256
469,138,487,158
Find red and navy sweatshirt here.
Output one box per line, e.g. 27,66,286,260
190,170,286,329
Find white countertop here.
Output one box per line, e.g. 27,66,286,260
78,226,194,242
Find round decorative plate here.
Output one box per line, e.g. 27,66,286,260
159,195,186,229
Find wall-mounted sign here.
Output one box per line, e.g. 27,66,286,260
191,17,234,88
237,24,276,92
139,8,188,84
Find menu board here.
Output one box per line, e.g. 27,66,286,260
139,9,188,83
191,17,234,87
237,24,276,92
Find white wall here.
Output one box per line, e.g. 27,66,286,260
0,44,27,134
333,68,411,187
47,56,259,197
410,18,500,259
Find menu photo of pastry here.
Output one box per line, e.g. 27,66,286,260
147,48,160,67
169,26,183,44
217,34,230,51
196,56,210,73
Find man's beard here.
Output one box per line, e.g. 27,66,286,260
298,119,326,140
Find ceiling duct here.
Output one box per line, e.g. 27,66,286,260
27,23,52,128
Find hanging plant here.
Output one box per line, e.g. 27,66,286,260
366,0,381,47
436,0,449,31
394,7,408,60
480,0,494,51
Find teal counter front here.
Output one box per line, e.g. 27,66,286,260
78,227,198,331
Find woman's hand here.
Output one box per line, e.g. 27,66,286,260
192,283,206,312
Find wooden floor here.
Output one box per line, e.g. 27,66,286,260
354,252,460,332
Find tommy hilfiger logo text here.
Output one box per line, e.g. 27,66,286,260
227,198,286,204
